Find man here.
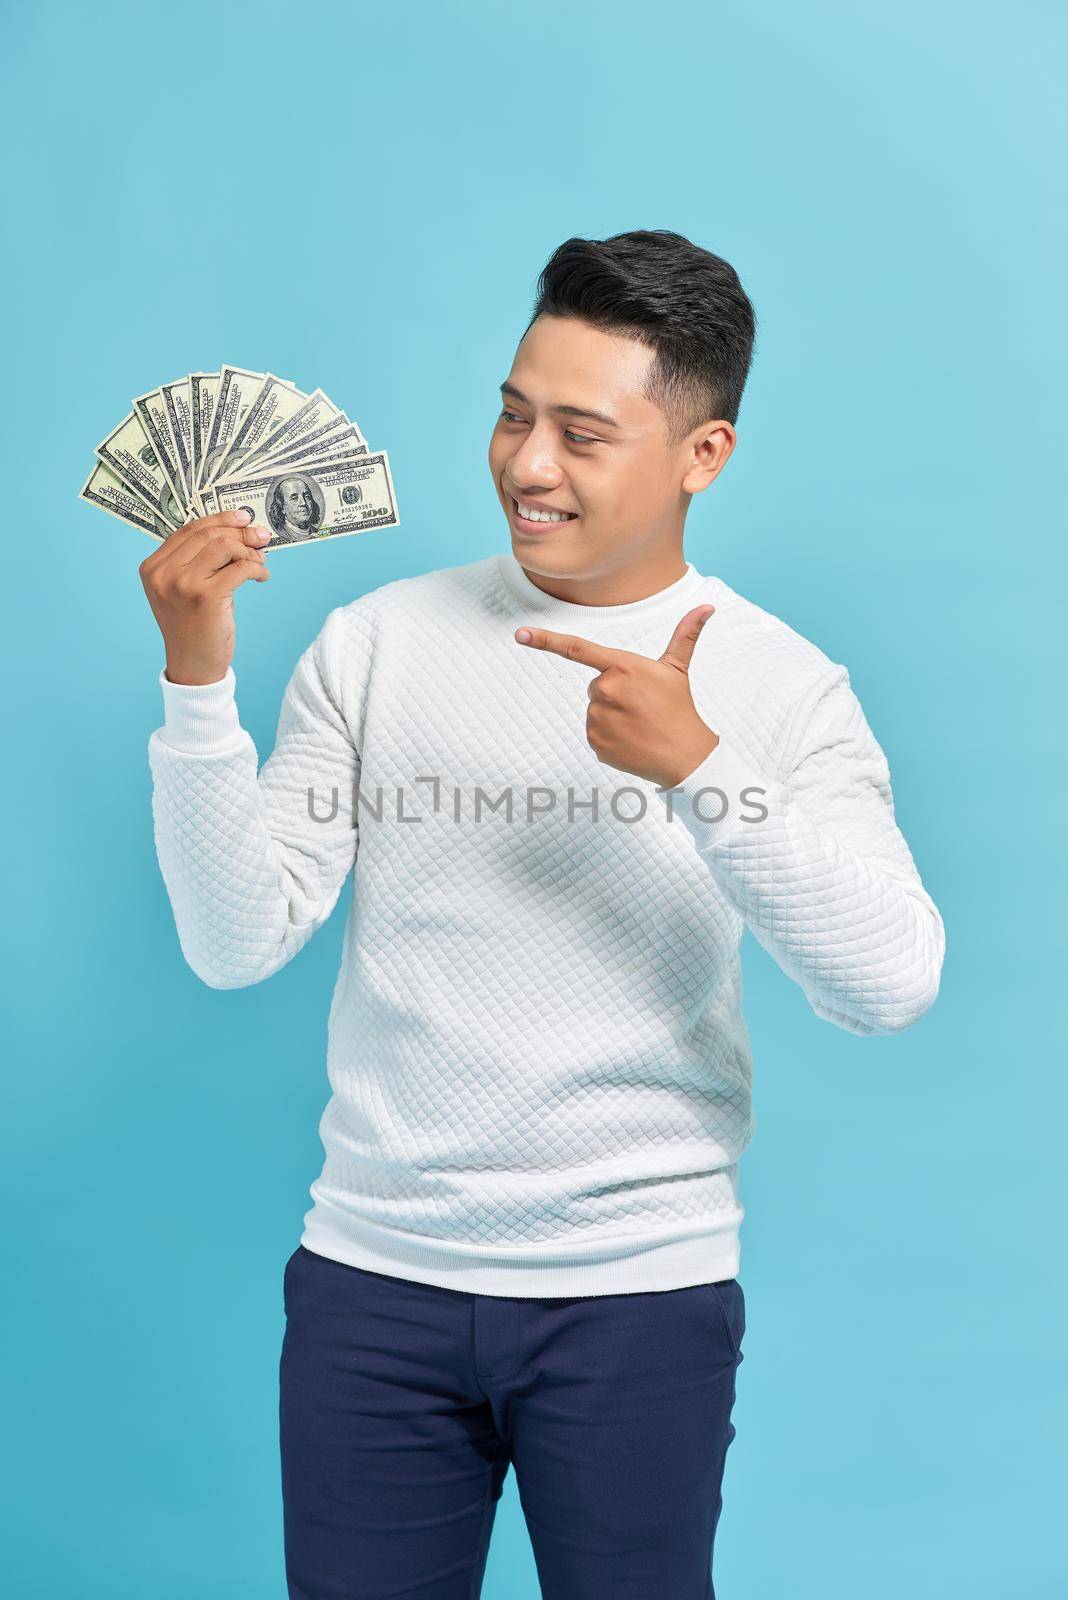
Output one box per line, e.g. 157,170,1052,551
140,229,945,1599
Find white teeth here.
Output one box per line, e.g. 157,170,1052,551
516,500,573,523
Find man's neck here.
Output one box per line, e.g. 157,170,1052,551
514,548,690,608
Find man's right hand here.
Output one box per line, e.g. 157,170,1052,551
139,509,271,686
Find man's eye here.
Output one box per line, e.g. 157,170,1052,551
499,408,596,445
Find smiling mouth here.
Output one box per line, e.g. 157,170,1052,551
510,496,579,527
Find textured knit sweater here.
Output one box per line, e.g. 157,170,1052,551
148,552,945,1297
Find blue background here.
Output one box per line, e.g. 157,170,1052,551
3,3,1064,1595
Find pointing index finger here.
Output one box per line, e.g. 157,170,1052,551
514,626,623,672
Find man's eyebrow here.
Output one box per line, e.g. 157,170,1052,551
499,381,622,431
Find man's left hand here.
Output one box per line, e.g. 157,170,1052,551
514,605,720,790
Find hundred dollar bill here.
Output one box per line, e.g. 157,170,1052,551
160,375,204,514
205,452,399,548
248,410,356,472
190,371,221,495
79,461,181,539
237,387,346,475
226,423,368,479
199,365,266,491
132,386,187,513
211,373,305,483
95,409,187,529
255,409,364,467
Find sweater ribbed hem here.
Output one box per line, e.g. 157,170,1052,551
157,665,246,754
299,1190,742,1298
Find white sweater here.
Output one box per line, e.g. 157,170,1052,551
148,552,945,1296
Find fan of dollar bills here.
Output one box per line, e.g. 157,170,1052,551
79,366,399,550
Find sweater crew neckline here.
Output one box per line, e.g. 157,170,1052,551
494,551,713,629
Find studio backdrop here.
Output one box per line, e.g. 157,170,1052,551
3,4,1063,1598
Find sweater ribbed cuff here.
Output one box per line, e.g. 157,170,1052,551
656,736,772,852
158,665,244,753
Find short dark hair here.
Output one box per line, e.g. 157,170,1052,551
526,229,757,443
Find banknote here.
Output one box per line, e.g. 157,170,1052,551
160,376,202,513
204,452,398,548
79,461,179,539
132,385,186,510
189,370,221,493
249,408,355,471
227,422,368,479
198,365,266,491
237,387,346,476
210,372,304,484
81,366,399,549
94,409,188,528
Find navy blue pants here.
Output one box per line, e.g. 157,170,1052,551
279,1244,745,1599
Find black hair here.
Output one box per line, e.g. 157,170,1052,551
526,229,757,443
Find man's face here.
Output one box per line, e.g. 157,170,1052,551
280,478,314,528
488,314,720,584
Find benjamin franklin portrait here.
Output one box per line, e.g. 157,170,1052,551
161,483,184,526
266,475,325,543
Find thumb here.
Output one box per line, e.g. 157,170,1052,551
659,605,716,673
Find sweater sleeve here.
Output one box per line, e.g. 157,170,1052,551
147,606,361,989
656,663,945,1036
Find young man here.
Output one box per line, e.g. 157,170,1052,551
141,230,945,1600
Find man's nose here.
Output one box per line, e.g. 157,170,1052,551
508,434,564,491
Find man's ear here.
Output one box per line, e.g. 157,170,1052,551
680,420,736,496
